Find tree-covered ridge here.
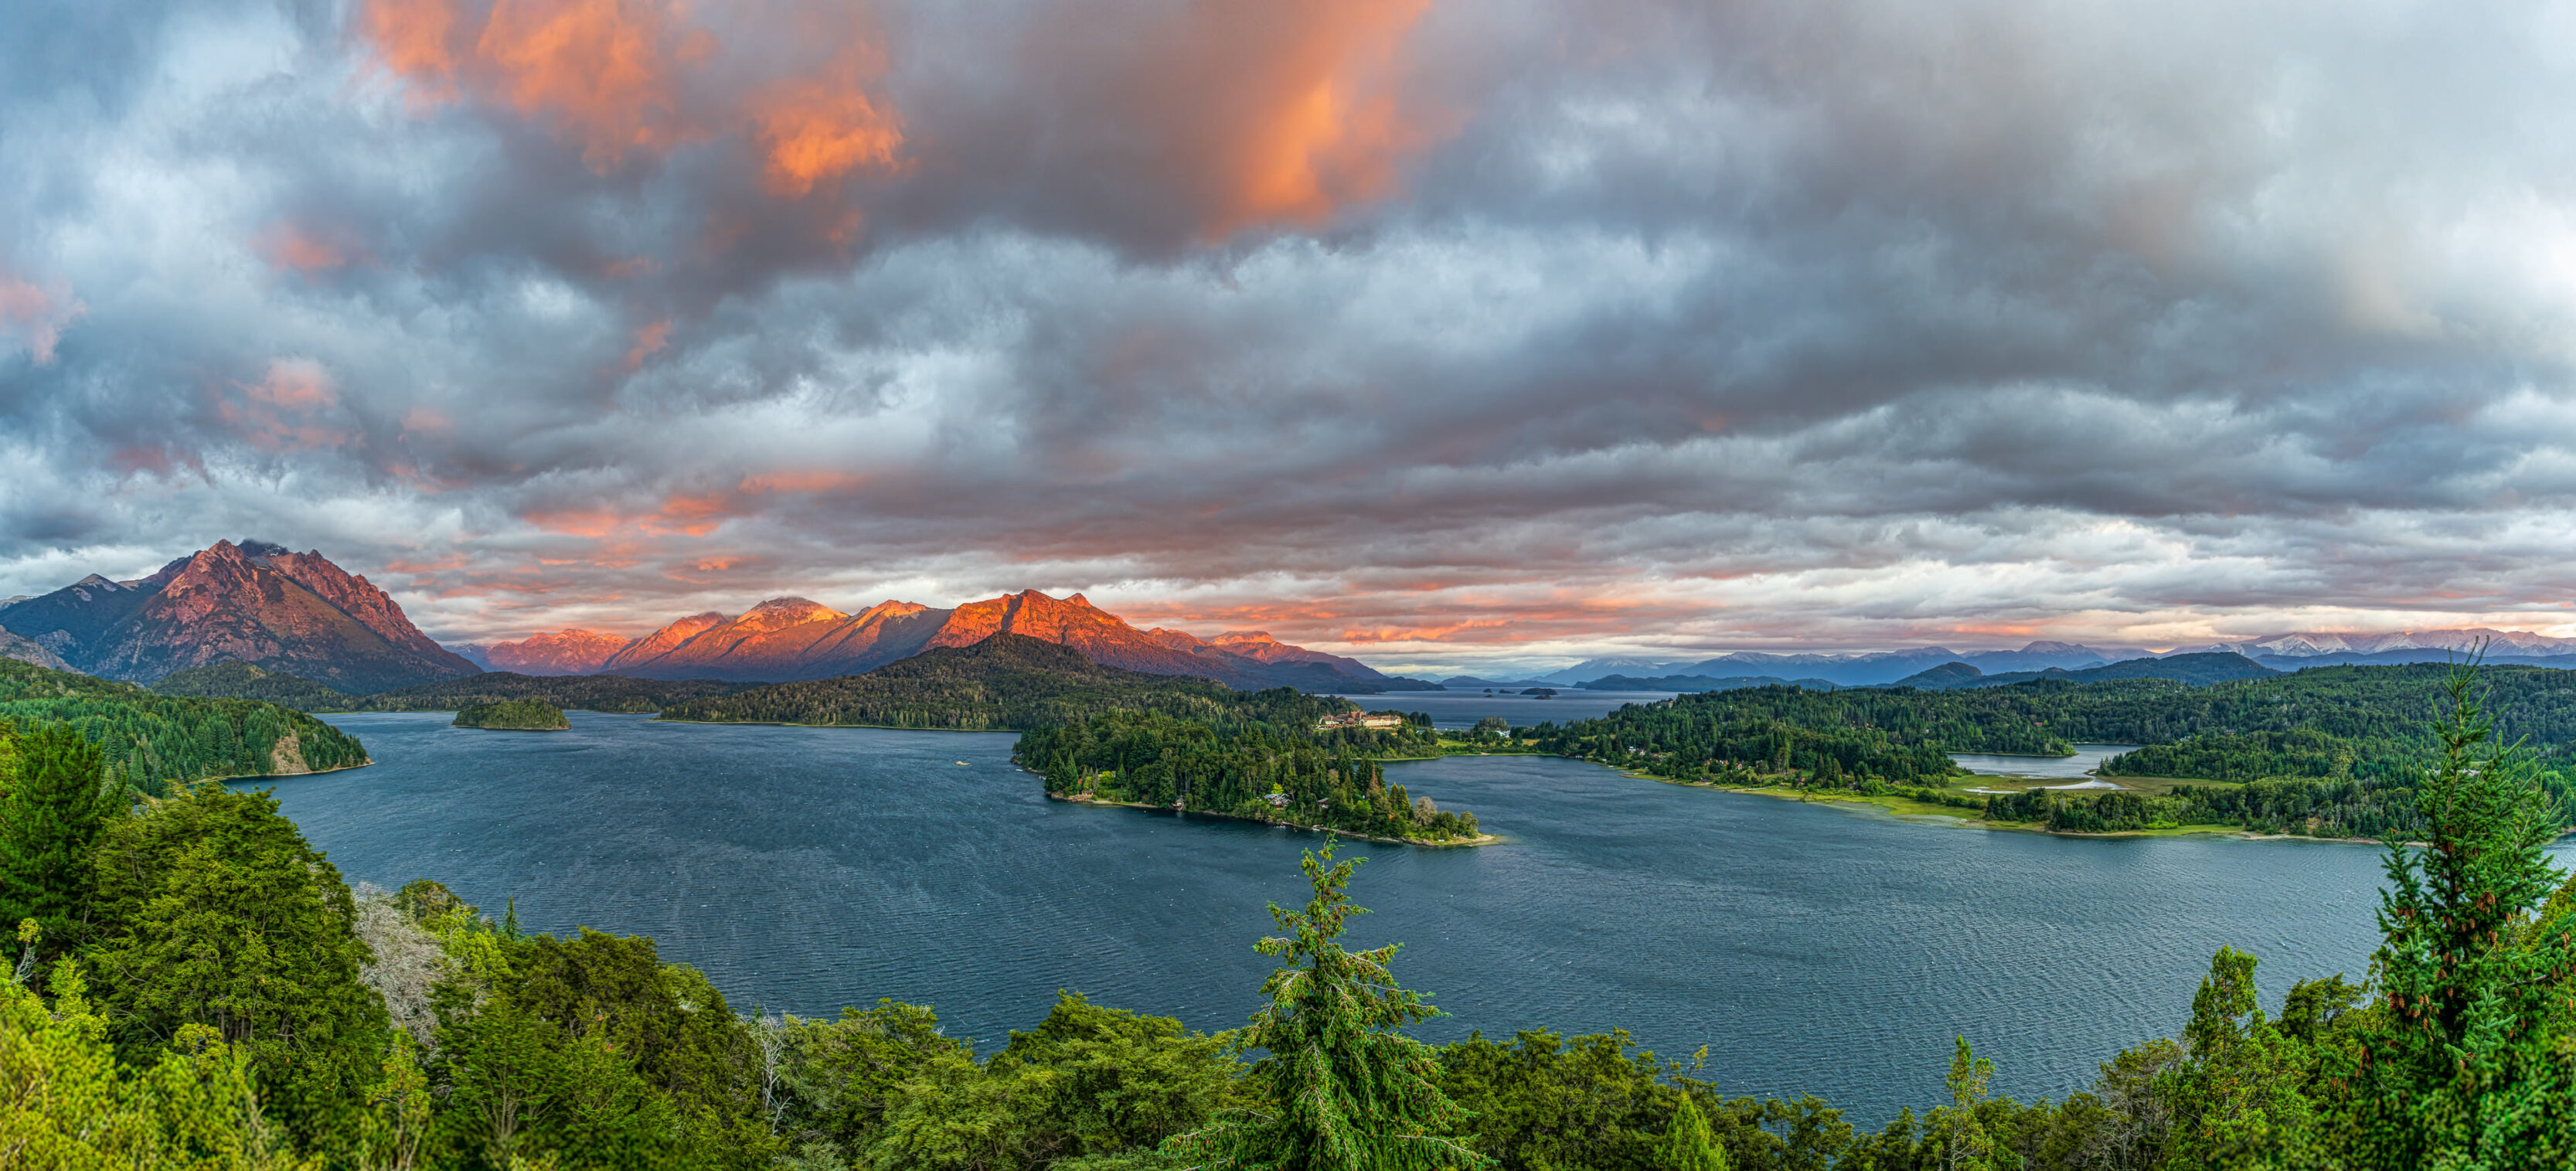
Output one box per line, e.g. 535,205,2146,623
0,657,368,794
155,661,753,714
451,700,570,730
657,632,1355,731
1014,710,1483,843
1534,662,2576,838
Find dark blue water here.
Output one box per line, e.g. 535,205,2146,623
246,713,2550,1125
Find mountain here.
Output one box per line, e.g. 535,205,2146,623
0,540,479,692
497,589,1420,692
1884,652,2277,690
484,628,635,675
1536,658,1682,685
1575,642,2146,687
655,631,1352,730
0,624,72,671
1577,672,1839,693
2187,628,2576,660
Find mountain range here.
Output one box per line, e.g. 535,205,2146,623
1531,631,2576,688
468,587,1431,693
0,540,479,692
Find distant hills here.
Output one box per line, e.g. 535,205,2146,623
154,661,754,715
1577,672,1842,693
0,540,479,692
1524,630,2576,689
481,588,1431,693
1882,652,2277,690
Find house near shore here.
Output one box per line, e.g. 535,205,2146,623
1316,712,1406,730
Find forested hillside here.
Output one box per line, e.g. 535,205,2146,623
157,661,751,714
0,657,368,791
657,632,1350,730
1536,662,2576,838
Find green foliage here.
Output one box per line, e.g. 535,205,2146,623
453,700,571,730
0,657,369,794
1168,846,1487,1171
660,634,1353,731
2339,667,2576,1167
1540,661,2576,839
1016,710,1479,843
157,661,751,715
0,722,118,948
1659,1094,1729,1171
153,662,354,710
0,958,318,1169
82,783,393,1152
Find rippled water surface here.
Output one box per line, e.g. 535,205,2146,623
250,712,2544,1125
1949,744,2142,779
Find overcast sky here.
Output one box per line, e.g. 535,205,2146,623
9,0,2576,675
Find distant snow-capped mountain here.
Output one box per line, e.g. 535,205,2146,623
2188,628,2576,659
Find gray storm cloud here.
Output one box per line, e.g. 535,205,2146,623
5,0,2576,675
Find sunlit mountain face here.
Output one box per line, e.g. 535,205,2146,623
11,0,2576,676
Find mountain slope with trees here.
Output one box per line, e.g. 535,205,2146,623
0,657,369,792
656,632,1354,730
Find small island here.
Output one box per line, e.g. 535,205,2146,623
452,699,571,730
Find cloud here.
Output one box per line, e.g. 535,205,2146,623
12,0,2576,675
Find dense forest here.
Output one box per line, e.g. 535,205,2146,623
451,700,570,730
8,672,2574,1166
657,634,1355,731
1535,662,2576,839
156,661,750,714
0,657,369,794
1013,710,1481,843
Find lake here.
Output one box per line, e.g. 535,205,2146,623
247,712,2528,1126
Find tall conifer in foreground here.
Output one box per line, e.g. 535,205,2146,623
1166,845,1486,1170
2349,664,2576,1166
0,722,117,951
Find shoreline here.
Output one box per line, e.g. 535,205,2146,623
651,717,1026,732
1045,791,1502,848
1619,768,2383,846
209,757,375,785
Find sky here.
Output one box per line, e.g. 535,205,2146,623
9,0,2576,677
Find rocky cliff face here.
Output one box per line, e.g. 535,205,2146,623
586,589,1392,689
485,628,636,675
0,540,480,692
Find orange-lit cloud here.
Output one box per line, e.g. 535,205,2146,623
256,222,360,272
0,273,84,364
216,359,353,452
750,31,904,196
1148,0,1448,238
624,318,670,369
359,0,904,182
737,470,867,493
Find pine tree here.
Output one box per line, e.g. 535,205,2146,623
1166,845,1489,1170
0,723,117,949
2346,664,2576,1166
1659,1094,1730,1171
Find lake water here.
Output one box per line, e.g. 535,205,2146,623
1949,745,2141,780
246,713,2554,1126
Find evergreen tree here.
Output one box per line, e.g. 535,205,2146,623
1166,846,1487,1170
1659,1094,1729,1171
2346,665,2576,1166
0,722,117,950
